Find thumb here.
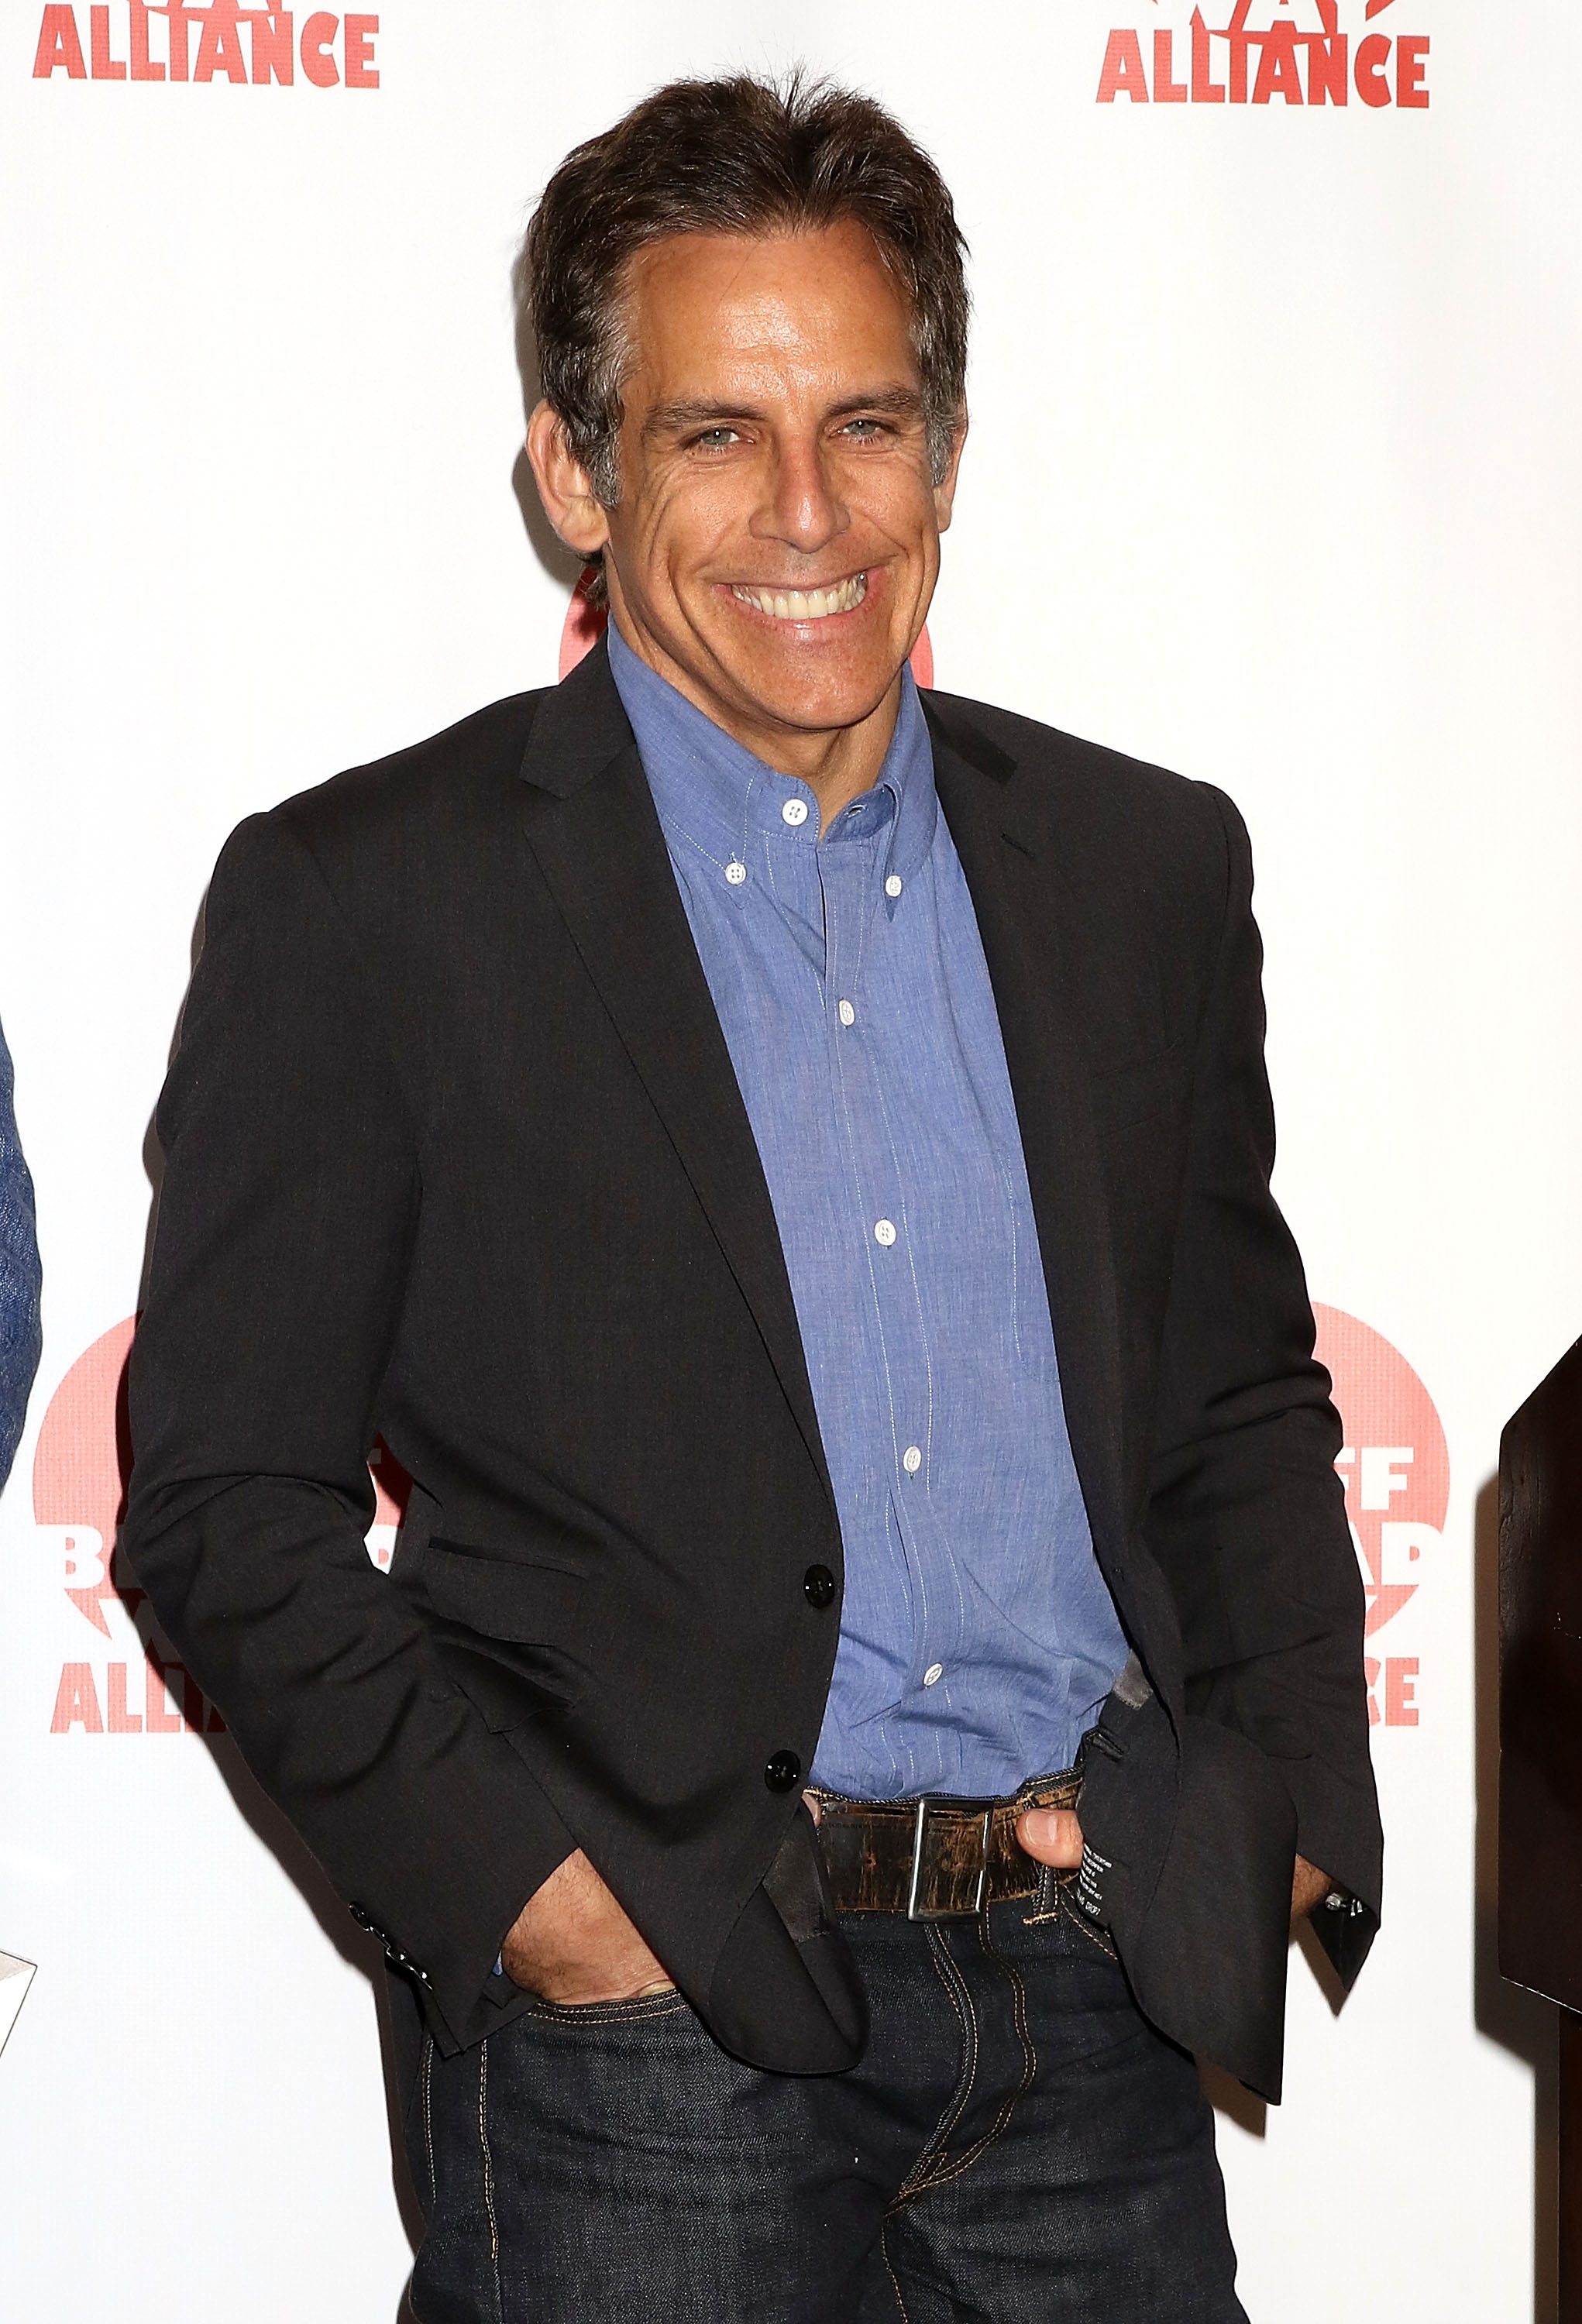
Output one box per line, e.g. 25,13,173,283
1015,1807,1084,1868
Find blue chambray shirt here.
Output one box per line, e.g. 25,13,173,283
608,625,1129,1800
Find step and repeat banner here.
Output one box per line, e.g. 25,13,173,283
3,4,1579,2317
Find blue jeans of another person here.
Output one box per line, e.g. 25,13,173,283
397,1866,1247,2324
0,1012,42,1492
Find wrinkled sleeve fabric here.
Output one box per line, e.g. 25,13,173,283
1144,786,1381,1981
0,1016,43,1492
122,812,574,2051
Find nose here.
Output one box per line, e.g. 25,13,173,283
749,431,849,559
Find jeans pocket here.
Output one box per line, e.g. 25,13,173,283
519,1984,689,2030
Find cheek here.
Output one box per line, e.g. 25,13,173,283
640,480,745,583
848,468,943,553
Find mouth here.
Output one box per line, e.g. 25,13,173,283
728,572,868,623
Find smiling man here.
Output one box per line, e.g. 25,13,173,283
527,217,947,821
124,74,1382,2324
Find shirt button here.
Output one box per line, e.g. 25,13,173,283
837,1000,855,1027
803,1563,837,1608
886,875,903,899
781,798,810,827
725,861,748,885
903,1446,922,1474
873,1219,896,1246
765,1749,803,1793
923,1663,944,1688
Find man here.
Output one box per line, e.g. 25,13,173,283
124,73,1381,2323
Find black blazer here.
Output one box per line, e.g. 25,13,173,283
123,641,1381,2100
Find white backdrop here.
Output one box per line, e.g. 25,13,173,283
4,4,1580,2316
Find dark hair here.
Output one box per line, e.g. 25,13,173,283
517,70,969,508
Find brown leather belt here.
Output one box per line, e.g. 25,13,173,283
813,1772,1082,1920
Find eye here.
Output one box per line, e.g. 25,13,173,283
837,418,887,441
691,426,742,451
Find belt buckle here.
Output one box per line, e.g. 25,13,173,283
906,1796,996,1922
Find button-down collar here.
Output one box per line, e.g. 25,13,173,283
607,621,935,916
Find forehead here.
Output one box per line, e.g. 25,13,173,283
621,220,917,395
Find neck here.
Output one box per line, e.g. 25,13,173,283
606,605,902,834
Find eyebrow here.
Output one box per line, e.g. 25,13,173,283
643,386,927,440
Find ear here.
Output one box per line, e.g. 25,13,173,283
931,406,968,535
524,401,613,559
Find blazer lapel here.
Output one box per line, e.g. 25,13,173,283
925,700,1137,1625
515,643,834,1510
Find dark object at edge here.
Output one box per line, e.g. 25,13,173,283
1500,1332,1582,2013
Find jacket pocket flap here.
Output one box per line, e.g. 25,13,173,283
425,1538,587,1645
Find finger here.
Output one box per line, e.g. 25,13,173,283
1015,1807,1084,1867
1289,1855,1333,1923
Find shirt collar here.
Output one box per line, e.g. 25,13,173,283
607,620,937,907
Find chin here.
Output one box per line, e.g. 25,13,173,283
754,681,892,736
724,652,903,735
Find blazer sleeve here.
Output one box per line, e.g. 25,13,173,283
122,810,576,2051
1142,785,1382,1980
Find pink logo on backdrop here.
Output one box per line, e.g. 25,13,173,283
31,4,379,88
32,1317,404,1734
1095,2,1430,109
559,566,936,690
1312,1304,1449,1730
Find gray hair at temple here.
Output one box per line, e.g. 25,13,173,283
516,70,971,511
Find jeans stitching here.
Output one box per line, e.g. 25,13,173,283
1058,1879,1119,1960
477,2041,502,2320
923,1928,981,2159
892,1928,979,2207
1021,1865,1078,1930
879,2217,912,2321
421,2034,436,2212
902,1911,1039,2199
519,1992,690,2027
964,1912,1039,2164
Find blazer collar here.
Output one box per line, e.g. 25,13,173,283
515,640,835,1514
516,631,636,798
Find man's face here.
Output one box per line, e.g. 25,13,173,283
592,219,961,768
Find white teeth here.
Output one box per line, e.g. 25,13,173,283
731,572,868,621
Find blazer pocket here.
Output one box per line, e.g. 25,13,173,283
425,1538,589,1732
1135,1714,1297,2099
1077,1692,1296,2101
426,1536,590,1640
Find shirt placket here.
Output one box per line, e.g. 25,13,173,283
820,831,961,1717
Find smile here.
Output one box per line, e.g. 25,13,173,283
729,572,868,622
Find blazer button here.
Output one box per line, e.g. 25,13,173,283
803,1563,837,1609
764,1750,802,1793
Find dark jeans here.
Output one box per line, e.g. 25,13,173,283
399,1870,1246,2324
